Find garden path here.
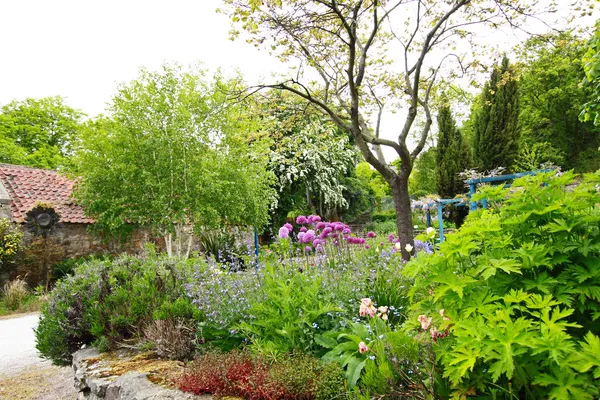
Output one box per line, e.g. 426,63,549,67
0,313,76,399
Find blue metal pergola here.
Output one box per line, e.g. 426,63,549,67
423,169,552,242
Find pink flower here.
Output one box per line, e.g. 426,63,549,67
360,298,376,317
300,226,307,232
367,231,376,238
278,226,289,239
358,342,369,354
315,222,327,230
284,223,293,232
296,215,308,224
298,232,305,242
365,245,370,250
388,234,395,243
304,246,312,253
430,326,438,340
418,314,432,330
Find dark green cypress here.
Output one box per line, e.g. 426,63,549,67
436,104,469,198
473,56,520,171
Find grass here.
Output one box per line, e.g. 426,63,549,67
0,278,44,317
0,295,41,317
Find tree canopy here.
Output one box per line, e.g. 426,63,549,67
0,96,85,169
74,64,275,256
519,33,600,172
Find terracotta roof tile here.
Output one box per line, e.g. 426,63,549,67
0,164,94,224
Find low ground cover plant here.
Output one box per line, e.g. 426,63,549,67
179,351,346,400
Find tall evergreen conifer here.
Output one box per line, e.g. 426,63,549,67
473,56,520,171
437,105,469,198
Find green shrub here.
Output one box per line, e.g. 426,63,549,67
406,171,600,399
0,217,23,274
35,254,200,365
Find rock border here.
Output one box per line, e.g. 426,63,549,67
72,348,210,400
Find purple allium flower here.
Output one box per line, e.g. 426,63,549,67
365,245,371,250
333,223,344,231
380,242,385,246
296,215,308,224
312,238,323,247
315,222,327,230
358,238,366,245
388,234,395,243
367,231,376,238
298,232,306,242
331,233,339,240
342,228,351,235
284,223,293,232
304,246,312,253
303,229,315,243
312,215,322,223
278,226,289,239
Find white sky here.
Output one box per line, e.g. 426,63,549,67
0,0,283,117
0,0,596,162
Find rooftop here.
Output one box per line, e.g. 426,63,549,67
0,163,94,224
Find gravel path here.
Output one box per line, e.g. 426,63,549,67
0,313,76,400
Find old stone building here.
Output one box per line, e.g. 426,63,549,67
0,163,152,258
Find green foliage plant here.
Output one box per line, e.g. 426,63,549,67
405,170,600,399
238,263,344,357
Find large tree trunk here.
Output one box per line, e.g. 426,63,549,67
390,173,415,260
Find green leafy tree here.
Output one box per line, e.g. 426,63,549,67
255,91,360,226
408,148,437,197
356,162,390,207
75,64,275,257
436,105,469,198
220,0,569,259
519,32,600,172
0,96,85,169
473,56,520,171
581,21,600,126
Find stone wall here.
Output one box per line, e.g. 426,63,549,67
20,223,158,259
